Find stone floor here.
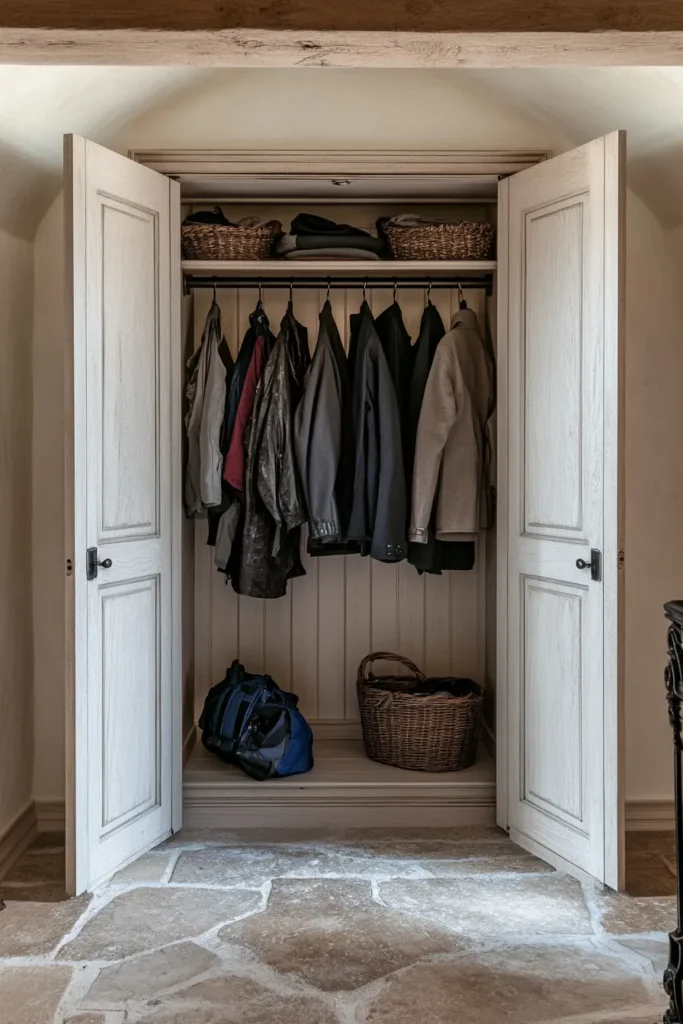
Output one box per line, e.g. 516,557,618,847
0,827,675,1023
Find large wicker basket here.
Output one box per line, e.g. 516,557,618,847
357,652,483,772
383,221,494,261
181,220,281,261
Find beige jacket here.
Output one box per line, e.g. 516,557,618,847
409,308,495,542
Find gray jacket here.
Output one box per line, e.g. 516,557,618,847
294,301,349,542
409,308,495,541
184,302,227,516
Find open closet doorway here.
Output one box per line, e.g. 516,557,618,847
62,135,625,897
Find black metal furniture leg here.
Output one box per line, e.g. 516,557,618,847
663,601,683,1022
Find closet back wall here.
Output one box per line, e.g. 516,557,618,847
192,278,490,729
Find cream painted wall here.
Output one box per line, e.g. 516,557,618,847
624,192,683,803
122,70,567,155
31,196,65,804
0,227,34,840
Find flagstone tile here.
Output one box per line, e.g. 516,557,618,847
218,878,472,991
60,887,262,961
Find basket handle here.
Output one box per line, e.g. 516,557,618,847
357,651,426,685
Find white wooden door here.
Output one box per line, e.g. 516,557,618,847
64,136,182,895
497,133,625,889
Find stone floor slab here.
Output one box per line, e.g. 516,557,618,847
0,965,73,1024
219,878,472,991
589,886,676,935
110,850,173,884
135,974,340,1023
379,873,592,937
422,852,554,876
84,941,220,1005
61,887,262,961
0,895,91,956
615,936,669,974
361,942,658,1024
172,845,433,884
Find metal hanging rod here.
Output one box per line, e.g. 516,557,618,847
185,275,493,294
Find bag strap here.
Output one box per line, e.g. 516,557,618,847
357,651,426,685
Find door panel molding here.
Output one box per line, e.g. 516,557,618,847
497,132,625,889
65,134,181,895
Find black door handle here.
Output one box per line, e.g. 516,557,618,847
576,549,602,582
86,548,113,580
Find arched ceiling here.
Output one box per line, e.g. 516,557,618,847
1,66,682,240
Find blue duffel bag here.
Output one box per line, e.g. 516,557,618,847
199,659,314,781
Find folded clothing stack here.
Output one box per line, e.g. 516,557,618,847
183,207,272,229
276,213,389,261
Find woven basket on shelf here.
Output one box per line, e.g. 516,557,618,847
384,221,494,261
181,220,282,261
356,652,483,773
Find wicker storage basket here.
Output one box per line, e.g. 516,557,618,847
383,221,494,261
181,220,281,261
357,652,483,772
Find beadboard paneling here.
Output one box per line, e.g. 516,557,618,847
193,281,488,724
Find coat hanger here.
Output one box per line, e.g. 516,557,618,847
426,280,432,306
288,278,294,311
363,278,368,304
393,278,399,305
212,282,217,304
258,279,263,306
458,282,468,310
326,277,331,304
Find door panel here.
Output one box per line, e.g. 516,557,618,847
498,132,625,888
65,135,181,894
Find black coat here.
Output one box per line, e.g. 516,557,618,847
406,301,474,574
374,301,413,466
347,302,407,562
229,306,310,598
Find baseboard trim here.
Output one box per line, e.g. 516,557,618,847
35,800,66,833
0,801,36,878
626,799,675,831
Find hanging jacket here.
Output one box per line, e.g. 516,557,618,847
230,306,310,599
184,302,231,516
294,301,353,544
224,334,267,493
347,302,407,562
223,302,273,457
374,301,413,464
410,308,495,542
405,302,475,574
207,304,275,548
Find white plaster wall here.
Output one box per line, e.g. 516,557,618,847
624,193,683,803
0,227,34,839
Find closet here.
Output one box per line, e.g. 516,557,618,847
61,137,625,896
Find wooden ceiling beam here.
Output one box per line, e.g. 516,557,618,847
1,1,683,34
1,1,683,66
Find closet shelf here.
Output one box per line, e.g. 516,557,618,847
182,259,497,280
